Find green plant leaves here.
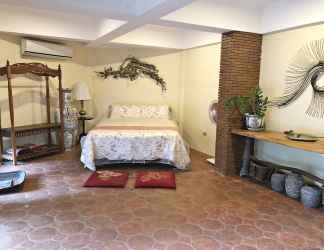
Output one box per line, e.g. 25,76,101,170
224,87,269,117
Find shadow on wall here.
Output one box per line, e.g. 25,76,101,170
0,87,58,149
0,33,87,66
182,129,194,147
0,90,58,112
0,33,20,47
0,74,59,113
0,73,43,82
0,32,180,67
85,46,181,66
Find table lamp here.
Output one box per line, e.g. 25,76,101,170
72,82,91,116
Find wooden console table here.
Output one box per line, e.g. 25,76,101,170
232,129,324,180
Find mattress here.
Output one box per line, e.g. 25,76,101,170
80,118,191,171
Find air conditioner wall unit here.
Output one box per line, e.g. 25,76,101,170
21,38,73,60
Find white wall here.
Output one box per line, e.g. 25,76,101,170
259,23,324,178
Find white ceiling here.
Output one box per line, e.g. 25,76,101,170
0,0,166,19
110,24,222,50
0,0,323,50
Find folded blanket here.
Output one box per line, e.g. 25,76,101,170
6,144,46,155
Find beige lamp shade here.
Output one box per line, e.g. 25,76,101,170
72,82,91,101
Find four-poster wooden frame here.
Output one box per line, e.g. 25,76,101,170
0,61,64,165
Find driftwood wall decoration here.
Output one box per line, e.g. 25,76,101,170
271,38,324,118
96,56,167,92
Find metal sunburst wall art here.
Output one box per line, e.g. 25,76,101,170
271,38,324,118
96,56,167,92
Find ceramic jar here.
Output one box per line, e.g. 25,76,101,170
301,186,322,208
285,173,304,199
62,89,79,150
245,114,264,130
271,173,286,193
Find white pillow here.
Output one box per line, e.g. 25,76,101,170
141,105,170,119
110,105,170,119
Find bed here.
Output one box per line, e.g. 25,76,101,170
81,105,191,171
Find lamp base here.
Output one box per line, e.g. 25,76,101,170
79,110,86,116
79,100,87,116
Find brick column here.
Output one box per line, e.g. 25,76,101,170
215,31,262,176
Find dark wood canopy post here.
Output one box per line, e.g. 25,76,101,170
6,61,17,165
58,65,64,152
45,74,51,145
0,108,2,163
0,61,64,165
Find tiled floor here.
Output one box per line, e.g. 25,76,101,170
0,149,323,250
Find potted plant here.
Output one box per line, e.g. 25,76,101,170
224,87,269,130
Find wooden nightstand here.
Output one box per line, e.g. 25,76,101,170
78,116,94,139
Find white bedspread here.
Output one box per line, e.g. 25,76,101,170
81,118,191,171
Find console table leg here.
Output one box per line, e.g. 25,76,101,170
240,138,254,177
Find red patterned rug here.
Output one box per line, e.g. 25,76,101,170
135,171,176,189
84,171,129,188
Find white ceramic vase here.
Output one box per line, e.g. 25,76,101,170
62,89,79,150
245,114,264,130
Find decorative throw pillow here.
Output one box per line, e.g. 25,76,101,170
84,171,129,188
141,105,170,119
109,105,170,119
110,105,141,118
135,171,176,189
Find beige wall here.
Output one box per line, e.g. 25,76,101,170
0,33,90,148
259,23,324,178
180,44,220,156
86,48,183,127
0,33,89,128
86,45,220,156
0,33,220,155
